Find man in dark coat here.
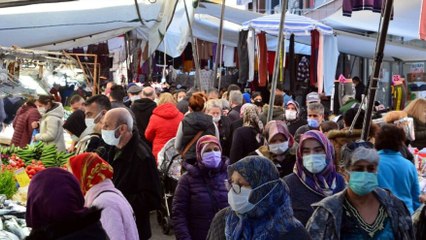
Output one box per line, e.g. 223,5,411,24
102,108,162,240
352,76,366,103
130,86,157,149
227,90,243,123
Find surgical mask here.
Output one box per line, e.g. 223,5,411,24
38,107,46,115
201,151,222,168
85,112,102,129
130,95,140,102
349,171,378,196
269,141,289,155
228,179,280,214
307,118,320,128
101,126,121,146
303,153,327,174
212,116,221,123
285,110,297,121
178,97,184,102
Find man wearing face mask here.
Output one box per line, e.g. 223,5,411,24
250,120,296,178
102,108,162,240
172,135,229,240
74,95,111,159
294,102,325,142
307,145,414,239
284,130,345,226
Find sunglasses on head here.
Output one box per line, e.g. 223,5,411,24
345,141,374,152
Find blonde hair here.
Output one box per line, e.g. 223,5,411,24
205,99,223,111
404,98,426,123
158,92,177,105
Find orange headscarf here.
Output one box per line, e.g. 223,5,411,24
68,152,113,194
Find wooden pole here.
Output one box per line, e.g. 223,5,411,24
361,0,394,140
214,0,226,91
267,0,288,123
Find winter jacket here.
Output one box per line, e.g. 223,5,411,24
286,117,307,136
130,98,156,148
145,103,184,162
175,112,217,161
172,158,229,240
11,105,40,147
410,116,426,148
228,105,242,123
306,188,414,239
259,105,285,126
34,103,66,151
217,116,232,157
106,130,162,239
85,179,139,240
26,208,108,240
230,126,262,163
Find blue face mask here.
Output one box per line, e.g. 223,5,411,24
349,171,378,196
307,118,320,128
303,153,327,174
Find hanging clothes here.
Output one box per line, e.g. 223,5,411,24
238,30,249,84
421,0,426,40
310,30,320,88
223,46,236,67
257,32,268,87
323,35,340,96
197,40,213,61
317,33,324,93
247,30,255,83
289,34,296,91
343,0,393,19
297,56,310,83
267,51,276,75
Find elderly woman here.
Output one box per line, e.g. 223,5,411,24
207,156,309,240
284,130,345,226
307,145,414,239
69,152,139,240
205,99,232,157
229,104,264,163
250,120,296,178
172,135,229,240
145,92,184,162
26,168,107,239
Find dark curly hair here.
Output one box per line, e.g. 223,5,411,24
375,124,405,151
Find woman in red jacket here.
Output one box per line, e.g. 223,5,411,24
11,99,41,147
145,93,183,163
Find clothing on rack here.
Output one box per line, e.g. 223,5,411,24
223,46,235,67
257,32,268,87
297,56,310,83
310,30,320,88
238,30,249,84
247,30,255,83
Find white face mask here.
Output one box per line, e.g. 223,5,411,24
130,95,140,102
303,153,327,174
85,112,102,130
178,97,184,102
38,107,46,115
212,116,221,123
268,141,289,155
101,126,121,146
285,110,297,121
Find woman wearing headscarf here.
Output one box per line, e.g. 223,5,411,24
172,135,229,240
284,100,307,136
250,120,296,178
229,104,263,163
68,152,139,240
284,130,345,226
307,146,414,239
207,156,309,240
26,168,107,239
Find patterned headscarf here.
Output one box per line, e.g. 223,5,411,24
263,120,294,148
196,135,222,161
26,168,90,229
285,100,300,115
68,152,114,195
225,156,303,239
295,130,344,197
242,103,263,134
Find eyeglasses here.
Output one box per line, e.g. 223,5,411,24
225,179,242,194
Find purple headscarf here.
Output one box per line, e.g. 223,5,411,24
26,168,90,229
295,130,344,196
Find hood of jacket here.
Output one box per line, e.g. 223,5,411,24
184,112,214,131
43,103,64,120
132,98,156,112
153,103,181,119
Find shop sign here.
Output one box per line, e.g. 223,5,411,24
410,63,424,73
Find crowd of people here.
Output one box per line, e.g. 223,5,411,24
8,80,426,239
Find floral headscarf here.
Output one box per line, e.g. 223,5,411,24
295,130,345,196
68,152,113,195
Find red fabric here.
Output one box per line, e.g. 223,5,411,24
267,51,276,75
68,152,113,195
257,32,268,87
11,105,41,148
310,30,320,87
145,103,184,162
421,0,426,40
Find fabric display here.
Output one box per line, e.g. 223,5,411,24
408,82,426,100
289,34,296,91
267,51,276,75
342,0,393,18
317,33,324,93
257,32,268,87
297,56,310,83
391,84,406,111
238,30,249,84
310,30,319,88
223,45,236,67
247,30,255,83
200,69,214,92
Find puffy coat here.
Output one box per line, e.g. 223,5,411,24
11,105,41,147
145,103,183,162
34,103,66,151
172,158,229,240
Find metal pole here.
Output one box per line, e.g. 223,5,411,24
361,0,394,140
213,0,226,90
183,0,201,89
267,0,288,123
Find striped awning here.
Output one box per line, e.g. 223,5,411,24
242,12,334,36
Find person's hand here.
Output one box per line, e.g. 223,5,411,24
419,194,426,203
31,121,39,129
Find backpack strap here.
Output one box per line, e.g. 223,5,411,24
180,130,203,158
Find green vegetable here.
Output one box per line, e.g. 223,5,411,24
0,170,18,199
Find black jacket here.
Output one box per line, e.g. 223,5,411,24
26,208,107,240
130,98,156,148
287,117,308,136
218,116,232,157
230,126,262,163
107,131,162,214
228,105,242,123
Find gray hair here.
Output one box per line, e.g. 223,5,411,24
345,146,379,169
307,103,325,115
117,109,134,132
205,99,223,111
229,90,243,105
